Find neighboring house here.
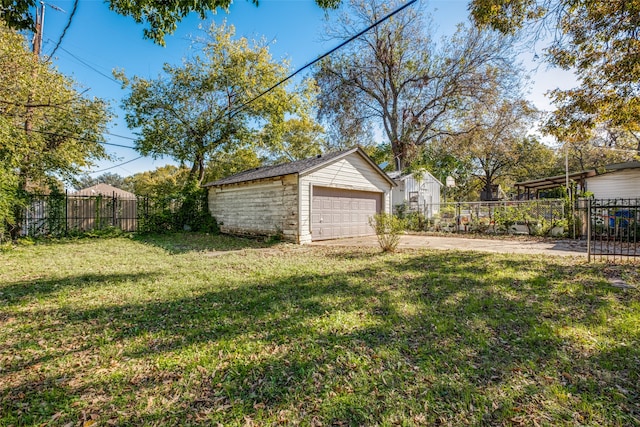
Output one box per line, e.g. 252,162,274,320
203,147,395,243
69,184,137,232
585,161,640,199
389,170,442,218
72,183,136,199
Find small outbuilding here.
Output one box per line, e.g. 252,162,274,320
203,147,395,243
388,170,442,218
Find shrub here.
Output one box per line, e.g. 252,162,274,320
369,213,406,252
138,180,219,234
469,217,491,233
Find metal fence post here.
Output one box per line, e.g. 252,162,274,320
65,189,68,236
587,200,591,262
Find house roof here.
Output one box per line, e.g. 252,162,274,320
387,170,443,187
203,147,395,187
604,161,640,171
514,170,597,191
72,183,136,199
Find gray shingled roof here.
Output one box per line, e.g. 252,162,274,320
605,161,640,171
204,148,363,187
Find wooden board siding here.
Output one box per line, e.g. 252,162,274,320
391,172,441,218
299,153,392,243
311,187,381,240
208,174,299,241
586,169,640,199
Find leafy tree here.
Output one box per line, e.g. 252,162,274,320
447,95,554,199
315,0,519,171
266,116,325,163
119,21,317,185
561,126,639,173
0,25,109,188
203,147,263,184
1,0,342,45
123,165,190,198
74,172,126,190
470,0,640,150
0,24,109,237
258,78,326,162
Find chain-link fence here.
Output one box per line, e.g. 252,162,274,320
400,199,566,236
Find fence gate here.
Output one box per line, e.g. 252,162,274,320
587,199,640,262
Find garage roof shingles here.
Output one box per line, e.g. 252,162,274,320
203,148,358,187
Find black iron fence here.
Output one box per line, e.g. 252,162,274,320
13,191,211,237
17,191,138,237
582,198,640,261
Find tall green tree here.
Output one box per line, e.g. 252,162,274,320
315,0,519,171
204,147,264,184
561,125,639,173
0,25,109,188
123,165,190,197
1,0,341,46
0,24,109,237
119,22,318,185
447,95,555,199
470,0,640,151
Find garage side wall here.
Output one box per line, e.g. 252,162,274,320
208,175,299,241
299,154,392,243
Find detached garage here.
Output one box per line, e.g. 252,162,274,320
203,147,394,243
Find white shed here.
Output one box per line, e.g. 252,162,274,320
586,162,640,199
389,170,443,218
203,147,395,243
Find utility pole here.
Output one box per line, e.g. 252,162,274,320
25,2,45,143
33,1,45,55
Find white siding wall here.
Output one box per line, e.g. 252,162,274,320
586,169,640,199
208,174,299,241
298,153,392,243
391,172,442,217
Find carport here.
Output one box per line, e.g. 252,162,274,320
515,170,596,199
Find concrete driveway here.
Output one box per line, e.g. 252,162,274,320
312,234,588,257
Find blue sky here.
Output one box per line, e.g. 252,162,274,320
36,0,574,178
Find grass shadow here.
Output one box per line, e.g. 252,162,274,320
132,232,279,254
0,271,159,303
2,244,639,425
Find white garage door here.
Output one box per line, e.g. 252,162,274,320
311,187,382,241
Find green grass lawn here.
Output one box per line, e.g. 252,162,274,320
1,234,639,426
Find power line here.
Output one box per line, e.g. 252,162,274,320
19,127,137,149
105,131,137,141
47,0,78,59
53,44,120,84
228,0,418,118
88,156,144,173
102,141,137,149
